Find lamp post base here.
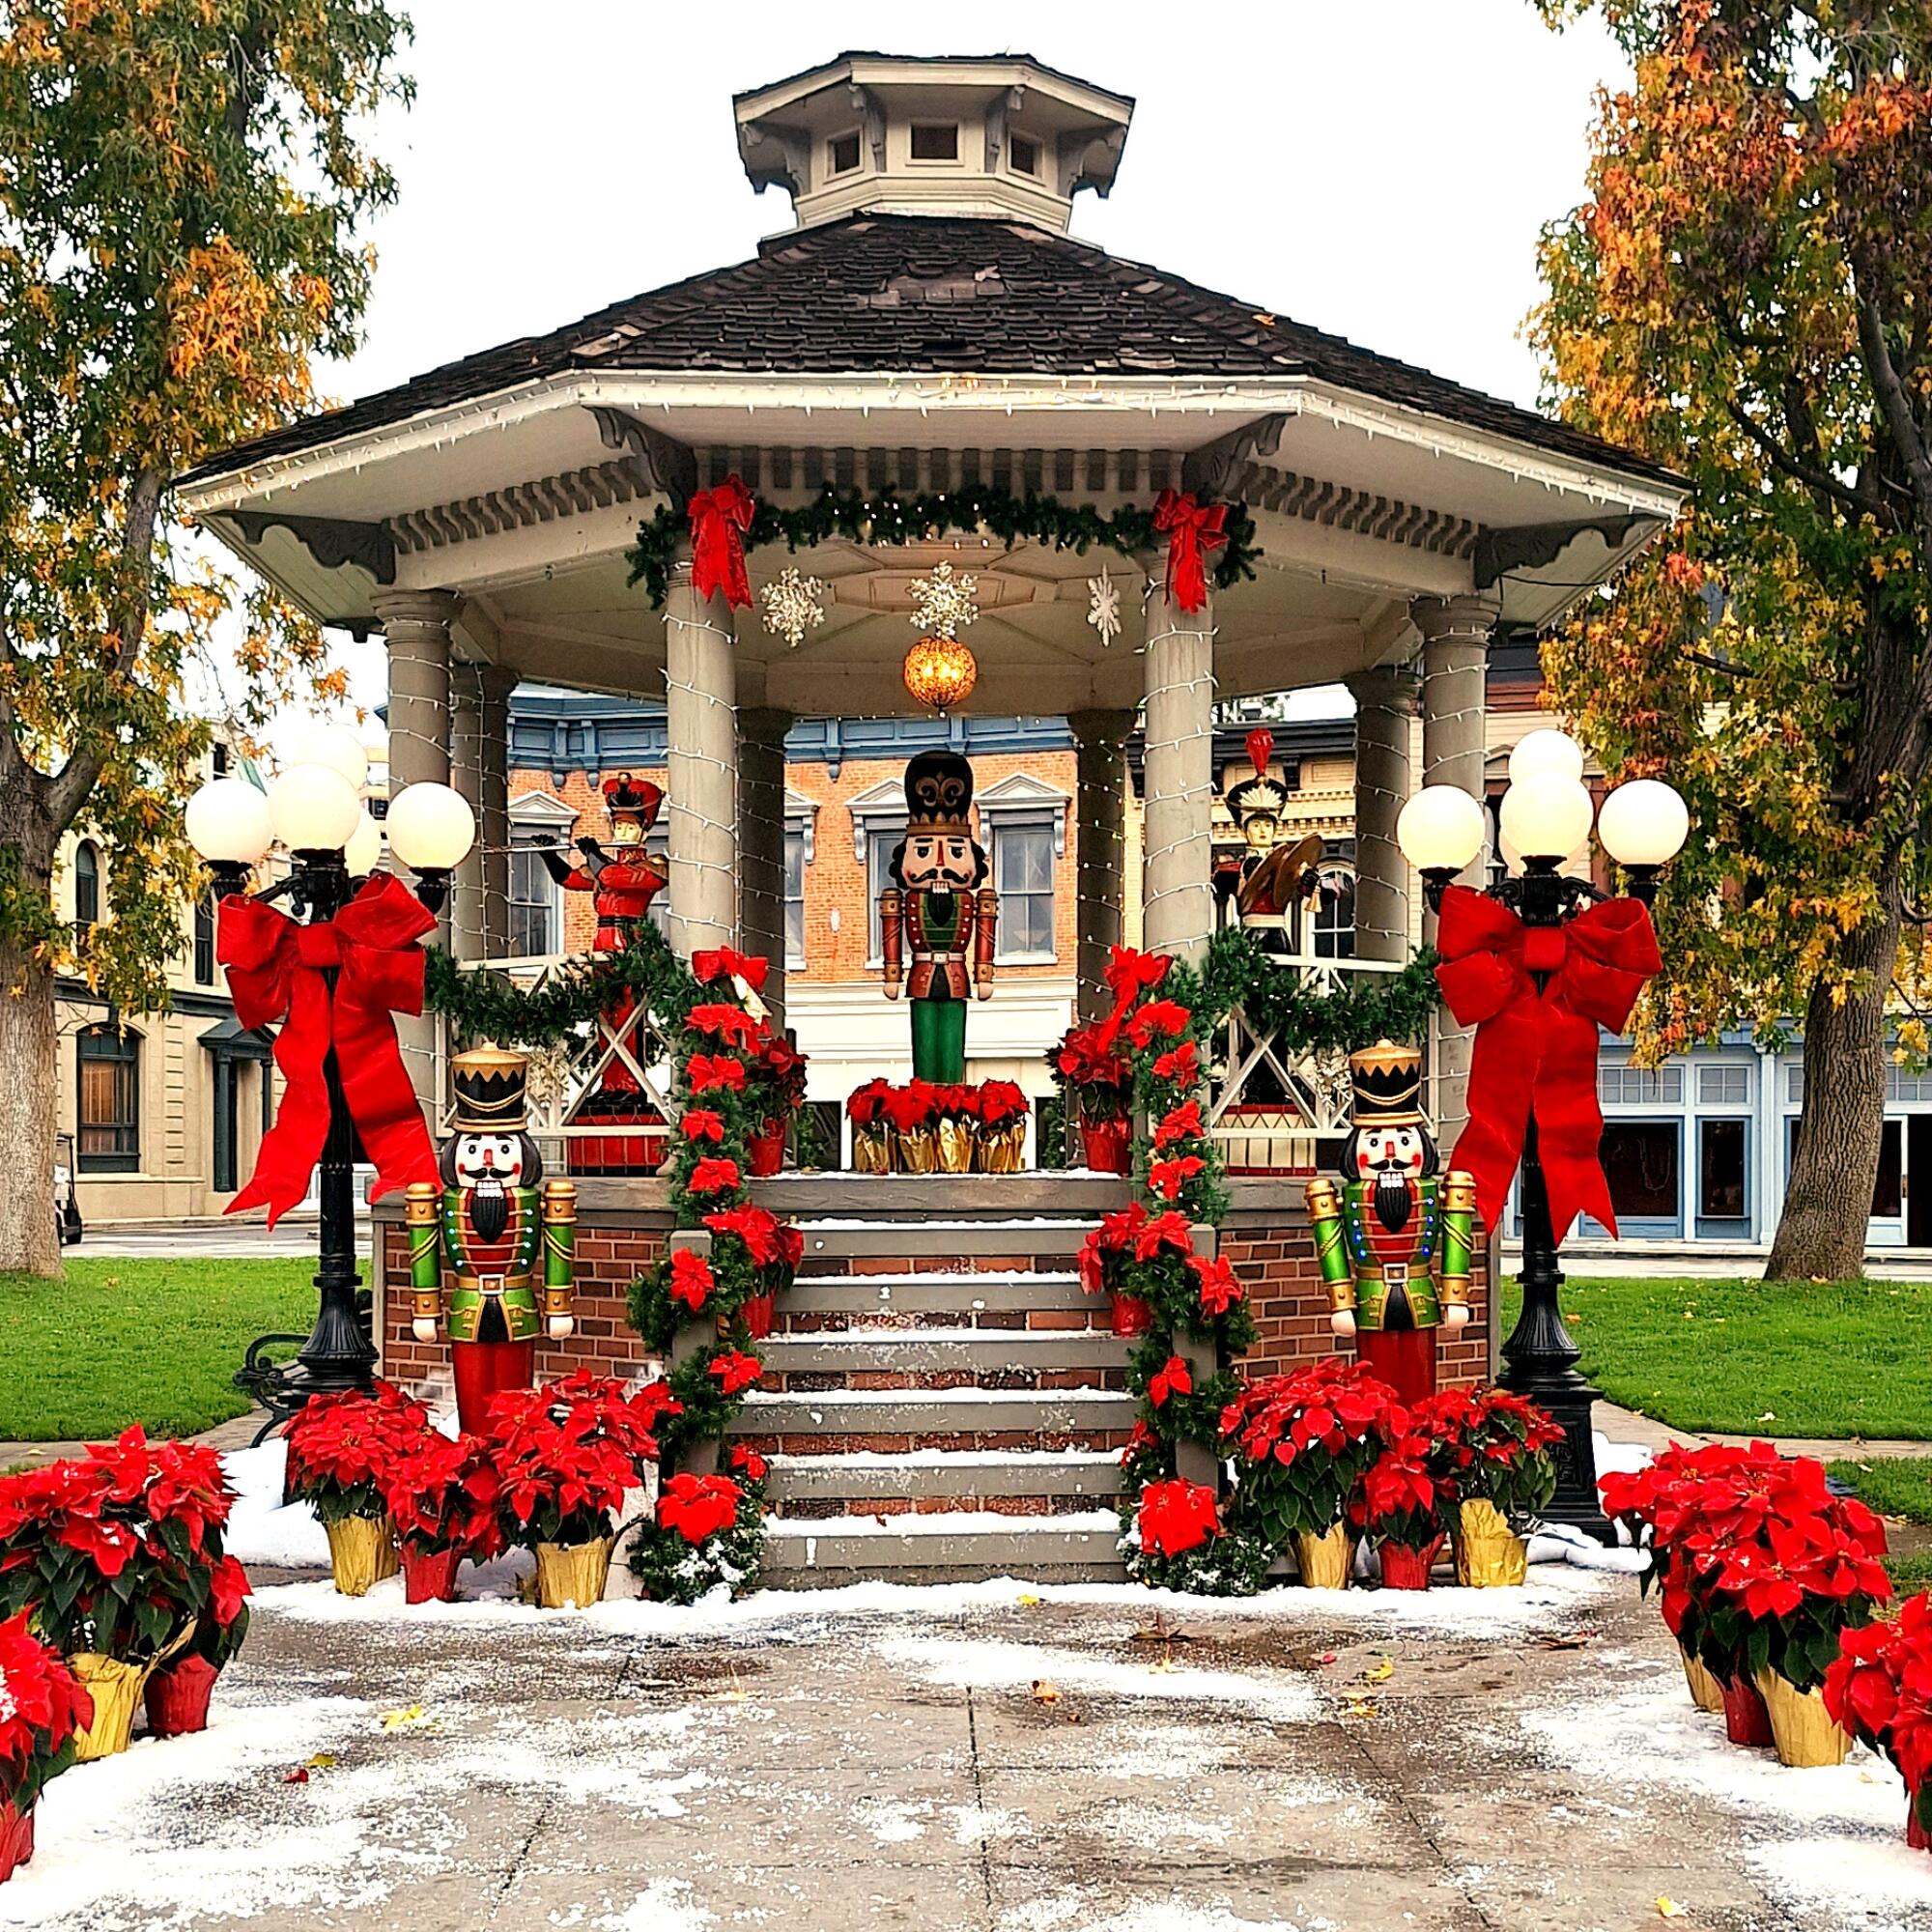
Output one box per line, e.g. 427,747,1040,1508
1499,1360,1614,1544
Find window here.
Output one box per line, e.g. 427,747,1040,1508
1699,1118,1747,1219
994,823,1055,960
785,826,808,967
509,830,562,957
1009,130,1041,177
73,841,100,934
1312,867,1355,960
1874,1119,1904,1218
866,827,901,962
1599,1121,1679,1222
828,129,861,177
910,123,958,161
77,1024,139,1173
192,893,215,985
1599,1063,1684,1107
1697,1063,1749,1106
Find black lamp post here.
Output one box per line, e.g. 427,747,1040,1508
1399,734,1688,1542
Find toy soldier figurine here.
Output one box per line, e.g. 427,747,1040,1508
1305,1040,1476,1406
1220,729,1321,952
878,749,996,1082
407,1047,578,1433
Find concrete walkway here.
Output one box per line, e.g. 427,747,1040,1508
1597,1400,1931,1463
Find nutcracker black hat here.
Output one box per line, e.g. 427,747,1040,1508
602,770,664,832
1349,1038,1425,1128
451,1046,530,1132
902,749,975,834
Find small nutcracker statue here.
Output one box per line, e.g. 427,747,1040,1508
407,1047,578,1433
1304,1040,1476,1406
1219,728,1321,952
878,749,997,1082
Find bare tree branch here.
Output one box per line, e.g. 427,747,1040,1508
1722,395,1890,520
1857,295,1932,534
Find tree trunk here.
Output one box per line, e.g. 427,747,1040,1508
1766,883,1902,1282
0,940,60,1277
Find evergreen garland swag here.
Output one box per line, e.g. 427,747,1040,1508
1195,928,1440,1053
625,484,1261,609
425,932,700,1050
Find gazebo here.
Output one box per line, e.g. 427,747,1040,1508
182,53,1681,1581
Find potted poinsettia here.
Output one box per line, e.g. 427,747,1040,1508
488,1373,680,1607
1351,1432,1453,1590
703,1202,802,1341
1079,1203,1153,1337
283,1382,430,1597
884,1080,939,1173
383,1431,501,1605
929,1083,980,1173
1424,1386,1563,1588
1121,1477,1270,1597
847,1078,895,1174
0,1613,91,1884
747,1030,808,1177
1220,1359,1404,1588
1826,1592,1932,1844
631,1465,765,1605
1052,1014,1133,1172
975,1080,1030,1172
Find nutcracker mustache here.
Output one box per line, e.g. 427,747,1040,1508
1371,1163,1415,1235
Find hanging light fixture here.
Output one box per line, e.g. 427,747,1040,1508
902,634,979,711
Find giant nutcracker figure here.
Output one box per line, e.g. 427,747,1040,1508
1304,1040,1477,1406
1216,729,1322,951
407,1047,578,1433
878,749,997,1082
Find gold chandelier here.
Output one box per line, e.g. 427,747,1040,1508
902,634,979,711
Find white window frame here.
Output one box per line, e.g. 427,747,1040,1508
507,792,579,960
976,771,1068,968
784,789,816,970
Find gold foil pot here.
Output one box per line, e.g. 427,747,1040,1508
853,1126,893,1176
936,1119,976,1174
535,1535,615,1608
1756,1668,1853,1767
1293,1522,1353,1590
978,1122,1026,1174
68,1653,149,1761
1454,1499,1527,1588
326,1513,399,1598
1682,1648,1725,1715
896,1125,938,1175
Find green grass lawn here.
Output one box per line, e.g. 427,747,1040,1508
1503,1275,1932,1440
1828,1457,1932,1525
0,1257,319,1440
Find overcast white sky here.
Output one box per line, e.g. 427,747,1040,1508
270,0,1629,733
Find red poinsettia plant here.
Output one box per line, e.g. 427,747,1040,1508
977,1080,1029,1130
1220,1358,1405,1543
1826,1592,1932,1832
1120,1477,1271,1596
882,1079,938,1134
283,1382,431,1526
383,1431,503,1561
487,1373,680,1551
1051,1013,1133,1122
846,1077,894,1129
1422,1385,1565,1525
1350,1431,1453,1553
631,1471,765,1605
0,1613,92,1813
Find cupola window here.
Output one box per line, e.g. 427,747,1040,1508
909,123,959,162
1009,131,1041,178
828,128,861,177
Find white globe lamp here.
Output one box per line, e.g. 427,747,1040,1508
1507,728,1587,787
385,782,474,913
267,763,362,854
1396,785,1487,878
284,720,370,793
1498,773,1595,865
1597,779,1690,868
343,808,384,881
185,778,273,869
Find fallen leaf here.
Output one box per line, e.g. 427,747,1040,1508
1031,1680,1060,1706
283,1768,309,1785
1252,311,1276,327
380,1704,428,1731
1015,1592,1040,1608
1538,1633,1595,1651
1344,1696,1378,1720
1360,1656,1394,1686
305,1752,337,1771
1316,1651,1338,1666
1130,1614,1192,1645
1657,1899,1685,1919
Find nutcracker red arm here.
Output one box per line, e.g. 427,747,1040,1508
880,887,903,997
974,884,998,997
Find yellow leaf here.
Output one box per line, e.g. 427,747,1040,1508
1015,1593,1040,1608
1361,1657,1394,1685
1031,1680,1061,1706
379,1705,427,1731
1657,1899,1685,1918
304,1752,336,1771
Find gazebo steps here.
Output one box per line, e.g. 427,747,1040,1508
758,1324,1127,1391
780,1268,1087,1321
760,1508,1127,1587
765,1447,1123,1518
794,1218,1091,1265
730,1385,1136,1453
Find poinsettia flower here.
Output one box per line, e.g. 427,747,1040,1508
728,1444,768,1485
1148,1355,1193,1406
704,1205,783,1268
1125,999,1192,1049
658,1472,743,1546
1188,1252,1243,1316
688,1055,748,1094
681,1109,726,1144
1153,1101,1205,1151
668,1247,716,1313
1148,1154,1207,1202
687,1156,743,1196
689,1003,762,1043
707,1351,763,1398
692,947,769,991
1151,1040,1200,1086
1132,1210,1195,1261
1137,1478,1219,1559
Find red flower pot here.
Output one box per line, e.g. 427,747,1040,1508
743,1293,777,1341
1721,1676,1775,1747
0,1802,33,1884
1081,1119,1131,1175
1111,1292,1154,1339
400,1546,463,1605
747,1124,786,1177
1909,1798,1929,1852
144,1653,219,1738
1378,1537,1444,1591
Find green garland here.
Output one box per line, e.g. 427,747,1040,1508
424,935,700,1050
625,483,1261,609
1194,928,1440,1056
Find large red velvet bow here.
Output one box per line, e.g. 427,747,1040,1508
218,872,439,1227
687,474,756,609
1151,489,1228,614
1434,884,1662,1241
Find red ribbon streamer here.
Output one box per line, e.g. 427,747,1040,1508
1434,884,1662,1241
687,474,756,609
1151,489,1229,614
218,873,439,1227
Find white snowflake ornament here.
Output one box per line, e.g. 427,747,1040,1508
907,560,979,640
1087,567,1122,645
759,567,828,648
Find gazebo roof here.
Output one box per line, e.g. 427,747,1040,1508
185,213,1671,494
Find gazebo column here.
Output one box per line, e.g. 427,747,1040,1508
1416,592,1498,1149
1068,708,1133,1020
1141,583,1217,965
738,706,791,1034
474,665,515,959
449,668,486,961
1344,665,1414,963
664,559,739,958
373,588,457,1112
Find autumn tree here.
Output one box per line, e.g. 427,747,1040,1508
0,2,411,1274
1532,0,1932,1279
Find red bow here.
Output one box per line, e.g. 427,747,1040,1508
693,946,770,993
1151,489,1229,613
687,474,756,609
1434,884,1662,1241
218,873,439,1227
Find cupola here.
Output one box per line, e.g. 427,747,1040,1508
733,52,1133,233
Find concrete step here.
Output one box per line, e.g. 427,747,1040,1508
766,1447,1123,1518
780,1269,1088,1319
761,1508,1128,1586
796,1218,1094,1264
761,1325,1128,1385
729,1385,1138,1457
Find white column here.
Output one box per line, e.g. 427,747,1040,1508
664,562,739,957
738,706,790,1034
448,668,486,961
374,589,457,1114
475,666,515,960
1068,708,1133,1020
1416,593,1497,1149
1141,582,1216,964
1344,664,1413,963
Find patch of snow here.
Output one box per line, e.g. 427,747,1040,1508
766,1510,1121,1539
220,1437,330,1569
851,1796,930,1844
1751,1835,1932,1931
948,1802,1030,1846
595,1878,716,1931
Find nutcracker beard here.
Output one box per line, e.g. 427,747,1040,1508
1371,1163,1417,1237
